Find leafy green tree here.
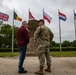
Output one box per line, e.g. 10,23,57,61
0,24,18,48
14,26,18,48
55,43,60,47
62,40,71,47
51,41,60,47
71,40,76,47
0,24,12,47
52,41,56,46
0,21,3,25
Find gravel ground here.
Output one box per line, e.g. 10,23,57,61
0,57,76,75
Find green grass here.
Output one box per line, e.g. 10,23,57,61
50,51,76,57
0,51,76,57
0,52,19,57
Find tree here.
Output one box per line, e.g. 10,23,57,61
52,41,56,46
62,40,71,47
71,40,76,47
0,24,12,47
55,43,60,47
0,21,3,32
0,21,3,25
0,24,18,48
14,26,19,48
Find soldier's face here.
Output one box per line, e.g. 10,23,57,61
38,21,43,26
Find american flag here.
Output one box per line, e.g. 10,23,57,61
0,12,9,21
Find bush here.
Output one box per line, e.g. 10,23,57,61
50,47,60,51
50,47,76,51
71,40,76,47
0,48,18,52
0,47,76,52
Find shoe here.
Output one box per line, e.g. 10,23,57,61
35,67,44,75
45,66,51,72
18,70,28,74
22,67,24,71
45,68,51,72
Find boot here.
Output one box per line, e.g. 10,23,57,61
18,70,27,74
35,67,44,75
45,66,51,72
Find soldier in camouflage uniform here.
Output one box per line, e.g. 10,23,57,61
34,19,54,75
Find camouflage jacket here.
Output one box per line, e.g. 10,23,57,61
34,25,54,45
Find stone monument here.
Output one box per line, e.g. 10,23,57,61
27,20,38,53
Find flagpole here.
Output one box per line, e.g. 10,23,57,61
0,20,3,32
28,8,30,21
43,9,44,19
28,8,31,21
58,9,62,51
12,9,15,52
73,9,76,40
28,8,30,53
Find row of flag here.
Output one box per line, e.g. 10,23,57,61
28,10,67,23
0,11,22,22
1,10,76,23
0,10,69,23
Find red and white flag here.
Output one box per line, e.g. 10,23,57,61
29,11,35,20
43,11,52,23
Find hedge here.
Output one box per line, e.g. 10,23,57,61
0,48,18,52
0,47,76,52
50,47,76,51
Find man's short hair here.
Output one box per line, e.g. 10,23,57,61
38,19,45,24
22,21,28,25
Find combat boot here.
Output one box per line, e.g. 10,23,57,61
35,67,44,75
45,66,51,72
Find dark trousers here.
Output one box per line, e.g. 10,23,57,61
18,46,27,71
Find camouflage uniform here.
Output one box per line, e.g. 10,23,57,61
34,25,54,68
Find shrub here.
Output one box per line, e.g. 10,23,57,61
0,47,76,52
50,47,76,51
0,48,18,52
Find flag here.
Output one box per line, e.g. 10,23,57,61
29,11,35,20
59,12,67,21
74,13,76,20
0,12,9,21
43,11,52,23
14,12,22,21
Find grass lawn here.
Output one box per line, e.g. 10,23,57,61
50,51,76,57
0,51,76,57
0,52,19,57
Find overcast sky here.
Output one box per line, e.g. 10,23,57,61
0,0,76,43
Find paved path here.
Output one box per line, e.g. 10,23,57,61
0,57,76,75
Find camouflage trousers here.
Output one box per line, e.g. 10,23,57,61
37,44,51,68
